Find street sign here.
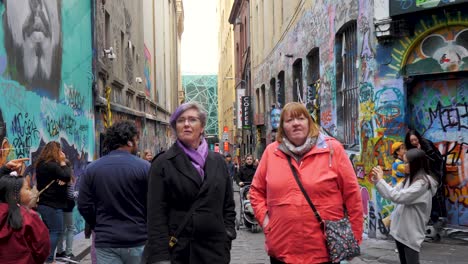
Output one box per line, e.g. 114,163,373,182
222,132,229,141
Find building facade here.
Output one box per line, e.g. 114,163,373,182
230,0,253,159
249,0,468,235
95,0,184,156
218,0,237,156
143,0,184,151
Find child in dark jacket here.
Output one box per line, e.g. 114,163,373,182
0,172,50,264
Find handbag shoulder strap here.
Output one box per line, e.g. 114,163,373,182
169,187,204,246
287,156,323,224
38,180,55,195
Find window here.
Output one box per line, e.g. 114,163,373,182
256,88,260,115
137,97,144,112
277,71,285,108
105,11,111,50
126,91,134,108
270,78,276,107
121,31,125,75
306,48,320,123
335,21,358,147
292,59,303,102
112,87,122,105
261,84,266,114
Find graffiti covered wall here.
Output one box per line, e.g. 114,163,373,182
95,110,172,157
252,0,467,235
0,0,93,233
409,78,468,226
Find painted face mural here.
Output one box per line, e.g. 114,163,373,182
270,108,281,130
3,0,62,99
0,0,93,233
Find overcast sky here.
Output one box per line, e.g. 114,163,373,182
181,0,219,75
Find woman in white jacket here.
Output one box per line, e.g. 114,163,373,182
372,148,438,264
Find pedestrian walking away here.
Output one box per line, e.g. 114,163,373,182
35,141,72,264
372,148,438,264
78,120,150,264
144,102,236,264
250,102,363,263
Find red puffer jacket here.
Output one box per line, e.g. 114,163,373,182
0,204,50,264
250,135,363,263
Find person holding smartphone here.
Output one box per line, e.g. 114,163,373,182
371,148,438,264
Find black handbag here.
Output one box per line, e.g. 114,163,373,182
287,156,360,263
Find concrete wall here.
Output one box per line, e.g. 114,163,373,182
250,0,468,234
0,0,93,233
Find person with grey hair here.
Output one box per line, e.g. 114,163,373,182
145,102,236,264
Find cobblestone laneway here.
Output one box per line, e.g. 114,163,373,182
230,188,269,264
81,187,270,264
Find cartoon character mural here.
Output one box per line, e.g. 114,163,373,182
404,27,468,75
0,0,93,233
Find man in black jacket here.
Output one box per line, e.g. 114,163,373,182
78,121,150,264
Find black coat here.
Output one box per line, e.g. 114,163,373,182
146,143,236,264
236,164,256,185
36,160,71,209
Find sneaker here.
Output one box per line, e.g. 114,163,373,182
56,251,66,258
65,253,75,259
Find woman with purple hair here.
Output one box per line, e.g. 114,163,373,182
145,102,236,264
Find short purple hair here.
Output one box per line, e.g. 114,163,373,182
170,102,207,131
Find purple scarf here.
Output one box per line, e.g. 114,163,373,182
177,138,209,180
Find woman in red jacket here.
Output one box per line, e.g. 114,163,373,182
250,102,363,263
0,174,50,264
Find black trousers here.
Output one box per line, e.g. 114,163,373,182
395,240,420,264
270,257,334,264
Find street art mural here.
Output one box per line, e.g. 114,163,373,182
96,110,172,158
383,14,468,79
405,27,468,75
408,78,468,226
0,0,93,233
143,44,152,98
249,0,467,236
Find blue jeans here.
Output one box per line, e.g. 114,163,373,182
96,245,144,264
38,205,63,262
57,211,76,255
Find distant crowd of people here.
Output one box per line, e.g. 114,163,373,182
0,101,446,264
